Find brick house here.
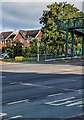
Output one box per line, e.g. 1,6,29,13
5,31,24,45
0,30,42,49
0,31,13,49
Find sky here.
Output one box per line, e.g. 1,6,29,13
0,0,84,32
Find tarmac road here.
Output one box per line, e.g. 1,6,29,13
0,61,84,119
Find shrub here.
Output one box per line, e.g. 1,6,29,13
15,56,24,62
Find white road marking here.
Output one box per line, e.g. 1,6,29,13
66,101,83,107
78,89,82,94
20,82,52,88
78,105,83,107
7,99,29,105
9,115,22,119
48,101,72,106
46,98,83,106
0,113,7,117
10,82,18,85
65,113,84,119
45,97,75,105
63,88,82,92
20,82,38,86
48,93,63,97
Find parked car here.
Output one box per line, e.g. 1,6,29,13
0,52,9,59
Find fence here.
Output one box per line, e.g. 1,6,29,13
25,52,82,62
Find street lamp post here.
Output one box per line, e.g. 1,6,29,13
37,38,40,62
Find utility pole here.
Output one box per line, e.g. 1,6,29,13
37,38,41,62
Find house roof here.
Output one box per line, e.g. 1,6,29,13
5,30,20,40
8,34,16,39
20,30,39,39
1,30,42,41
0,31,13,40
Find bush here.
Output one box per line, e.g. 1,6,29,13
15,56,24,62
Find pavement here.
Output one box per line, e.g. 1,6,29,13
0,61,84,119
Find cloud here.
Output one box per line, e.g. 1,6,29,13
1,1,83,31
1,0,84,2
0,25,14,32
1,2,48,30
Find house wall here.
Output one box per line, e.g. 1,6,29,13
0,42,2,50
14,32,22,42
14,32,30,47
23,40,30,47
0,40,6,50
1,30,42,49
37,31,42,38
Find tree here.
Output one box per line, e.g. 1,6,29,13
22,47,29,57
29,40,37,55
12,40,22,57
28,39,45,55
2,40,13,58
39,2,84,56
2,40,23,58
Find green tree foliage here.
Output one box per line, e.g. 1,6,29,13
12,40,22,57
2,46,6,53
2,39,44,58
29,40,37,55
39,2,84,55
22,47,29,57
39,41,45,54
2,41,13,57
28,39,45,55
2,40,23,58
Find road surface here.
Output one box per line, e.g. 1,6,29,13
0,61,84,119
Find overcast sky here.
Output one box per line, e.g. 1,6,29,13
0,0,84,32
